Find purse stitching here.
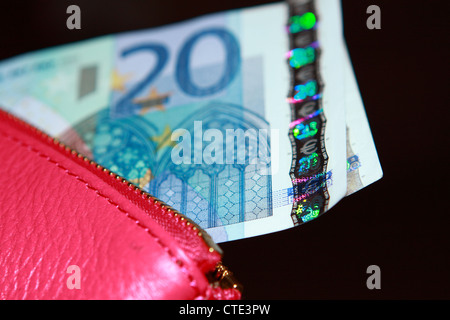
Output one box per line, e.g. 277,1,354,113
0,130,206,299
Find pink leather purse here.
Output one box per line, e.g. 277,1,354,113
0,108,241,300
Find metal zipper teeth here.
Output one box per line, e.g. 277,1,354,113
3,110,242,292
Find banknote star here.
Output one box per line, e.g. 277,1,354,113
111,69,132,92
129,168,153,189
133,87,171,114
150,125,180,151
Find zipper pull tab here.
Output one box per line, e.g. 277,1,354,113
213,262,243,294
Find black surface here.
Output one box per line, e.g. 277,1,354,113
0,0,448,299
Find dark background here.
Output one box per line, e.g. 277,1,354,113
0,0,448,299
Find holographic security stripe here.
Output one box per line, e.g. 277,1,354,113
286,0,329,225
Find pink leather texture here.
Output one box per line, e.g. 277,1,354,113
0,109,235,300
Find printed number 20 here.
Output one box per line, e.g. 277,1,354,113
176,29,240,96
117,28,240,112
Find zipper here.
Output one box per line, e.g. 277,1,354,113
212,262,243,293
0,108,242,296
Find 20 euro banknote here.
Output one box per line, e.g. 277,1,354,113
0,0,380,242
